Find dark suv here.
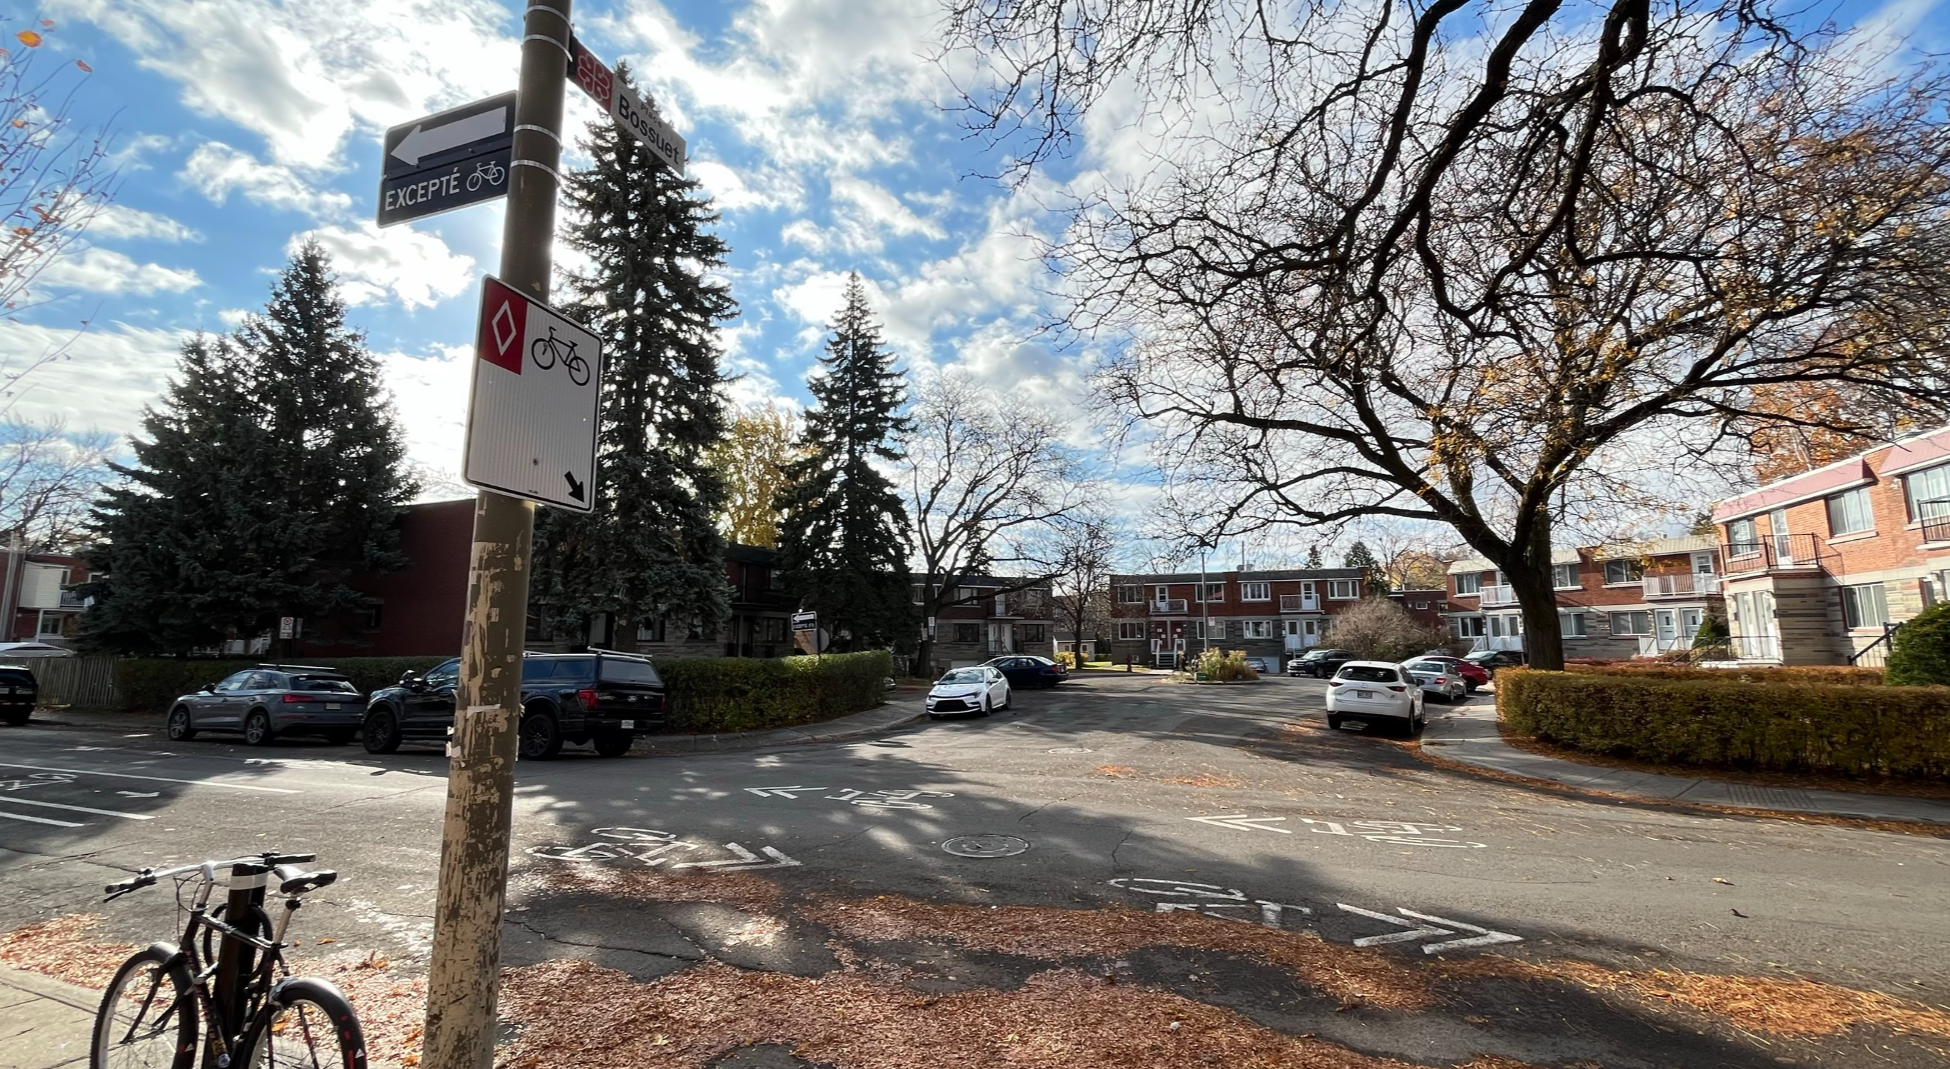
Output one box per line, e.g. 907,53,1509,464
0,665,36,725
167,665,363,745
1287,648,1354,678
361,651,666,759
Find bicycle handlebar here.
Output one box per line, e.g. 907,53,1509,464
102,852,318,900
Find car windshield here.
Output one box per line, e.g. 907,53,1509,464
599,658,661,686
939,669,985,684
1337,665,1400,683
291,676,357,693
521,658,567,681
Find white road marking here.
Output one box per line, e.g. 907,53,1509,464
1337,903,1522,954
1395,907,1524,953
0,797,153,820
1338,903,1455,946
667,843,801,872
1187,813,1292,833
0,809,83,827
117,792,160,799
744,785,828,798
1107,878,1309,928
0,762,300,794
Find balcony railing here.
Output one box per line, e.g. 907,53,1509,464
1642,573,1721,599
1278,594,1318,613
1151,599,1188,614
1719,533,1828,577
1479,585,1520,607
1923,512,1950,545
1728,633,1780,661
1469,635,1524,652
58,590,87,609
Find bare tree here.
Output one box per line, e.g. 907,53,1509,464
0,418,109,548
942,0,1950,669
1048,514,1117,667
904,374,1095,673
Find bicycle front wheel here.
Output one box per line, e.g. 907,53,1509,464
92,944,196,1069
239,977,367,1069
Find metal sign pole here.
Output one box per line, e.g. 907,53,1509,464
420,2,567,1066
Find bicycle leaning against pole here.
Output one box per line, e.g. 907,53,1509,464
90,851,367,1069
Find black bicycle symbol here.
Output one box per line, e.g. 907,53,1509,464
465,160,507,191
530,325,591,385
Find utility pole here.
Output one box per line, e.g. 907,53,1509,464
420,2,568,1066
1199,548,1210,659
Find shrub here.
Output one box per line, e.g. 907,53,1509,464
1192,647,1256,682
1497,669,1950,779
117,656,453,713
1053,650,1078,669
1887,603,1950,687
1322,597,1446,662
657,650,891,733
1562,663,1883,685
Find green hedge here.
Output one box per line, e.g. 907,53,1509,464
1497,669,1950,779
117,656,452,713
1887,603,1950,686
1562,663,1884,685
657,651,891,733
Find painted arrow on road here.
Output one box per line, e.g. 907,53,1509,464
745,785,829,798
1187,814,1292,834
667,843,802,872
1338,903,1522,954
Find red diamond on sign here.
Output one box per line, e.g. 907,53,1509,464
478,276,526,374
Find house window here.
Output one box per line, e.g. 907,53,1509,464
36,611,68,638
1452,616,1486,638
1153,585,1171,602
1609,610,1652,636
1020,624,1046,643
525,606,554,642
1826,487,1874,536
637,617,667,642
359,603,384,631
1603,560,1644,585
1328,579,1360,599
758,617,788,642
1117,621,1145,640
768,568,785,590
1413,601,1429,610
1552,563,1580,589
1454,572,1481,595
952,623,982,644
1840,583,1889,630
1560,611,1587,639
1241,581,1270,601
1117,585,1143,603
1905,463,1950,521
1196,583,1224,602
1727,517,1758,552
1242,620,1271,639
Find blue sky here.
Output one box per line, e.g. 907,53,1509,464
5,0,1944,553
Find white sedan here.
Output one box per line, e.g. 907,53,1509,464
1324,660,1425,734
926,666,1011,719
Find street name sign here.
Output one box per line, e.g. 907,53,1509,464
378,92,517,227
568,37,685,174
791,611,817,633
463,276,601,512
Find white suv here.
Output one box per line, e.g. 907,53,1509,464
1324,660,1425,734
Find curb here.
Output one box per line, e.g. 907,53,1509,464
0,964,99,1014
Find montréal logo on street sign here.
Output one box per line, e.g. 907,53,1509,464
568,37,685,174
377,92,517,227
463,276,602,513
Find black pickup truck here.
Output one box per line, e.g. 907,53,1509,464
360,651,666,759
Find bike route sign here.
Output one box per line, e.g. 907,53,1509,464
377,91,516,227
463,275,601,512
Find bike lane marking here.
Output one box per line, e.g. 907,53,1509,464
0,796,154,820
0,761,302,794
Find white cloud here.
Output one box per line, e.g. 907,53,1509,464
0,320,188,435
378,344,473,478
90,204,201,243
183,142,354,218
36,247,202,295
689,159,799,212
293,224,473,311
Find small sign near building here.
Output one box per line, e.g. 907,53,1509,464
568,37,685,174
278,617,300,640
463,276,602,513
377,92,517,227
790,611,817,633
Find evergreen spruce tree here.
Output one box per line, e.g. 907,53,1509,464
1344,540,1390,594
81,246,413,654
1304,543,1324,569
533,65,735,648
775,273,914,651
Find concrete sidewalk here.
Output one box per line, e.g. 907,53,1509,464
1422,703,1950,826
0,965,94,1069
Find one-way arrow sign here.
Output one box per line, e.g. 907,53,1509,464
378,91,516,227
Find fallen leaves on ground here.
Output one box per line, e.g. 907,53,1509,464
802,894,1433,1010
1092,765,1136,777
0,914,134,988
528,863,785,912
1163,772,1248,788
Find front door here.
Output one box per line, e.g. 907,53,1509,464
1302,619,1320,647
1679,607,1703,642
403,658,460,737
1769,508,1793,563
1300,582,1318,611
204,671,253,728
1655,609,1678,646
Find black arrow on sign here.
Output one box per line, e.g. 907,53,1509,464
564,471,585,502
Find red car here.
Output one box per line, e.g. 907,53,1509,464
1412,654,1489,694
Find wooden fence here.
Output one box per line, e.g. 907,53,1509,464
31,655,119,709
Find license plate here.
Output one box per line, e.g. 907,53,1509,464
620,720,634,729
1355,689,1374,698
325,703,340,710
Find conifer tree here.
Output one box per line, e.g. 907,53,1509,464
775,274,914,651
534,66,735,648
1304,543,1323,569
1344,540,1389,594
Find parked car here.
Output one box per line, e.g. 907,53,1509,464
1463,649,1527,676
167,665,364,746
1287,648,1354,678
926,666,1011,718
1243,656,1280,674
1412,654,1490,693
1403,658,1469,703
362,651,666,759
1325,661,1425,734
983,654,1067,689
0,664,36,726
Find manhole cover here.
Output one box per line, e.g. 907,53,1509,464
942,834,1031,858
1045,746,1093,754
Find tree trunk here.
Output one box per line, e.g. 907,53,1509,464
1502,519,1564,671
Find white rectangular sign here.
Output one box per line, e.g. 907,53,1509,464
463,276,601,512
569,37,685,174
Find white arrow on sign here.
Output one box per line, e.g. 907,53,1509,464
744,785,828,798
390,105,508,166
1337,903,1521,954
1187,813,1293,834
667,843,802,872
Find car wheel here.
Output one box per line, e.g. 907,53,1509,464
1327,714,1342,730
1451,684,1465,702
592,732,632,758
1001,688,1012,710
322,729,356,746
363,708,402,754
167,705,197,741
242,709,276,747
519,708,563,759
2,709,27,726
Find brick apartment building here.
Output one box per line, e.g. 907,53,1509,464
917,575,1057,673
1710,424,1950,665
1443,536,1723,659
1106,567,1370,668
0,548,89,647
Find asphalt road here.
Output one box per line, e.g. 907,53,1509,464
3,673,1947,1068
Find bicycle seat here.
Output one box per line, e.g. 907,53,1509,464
273,864,337,895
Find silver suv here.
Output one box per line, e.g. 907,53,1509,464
167,665,364,746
